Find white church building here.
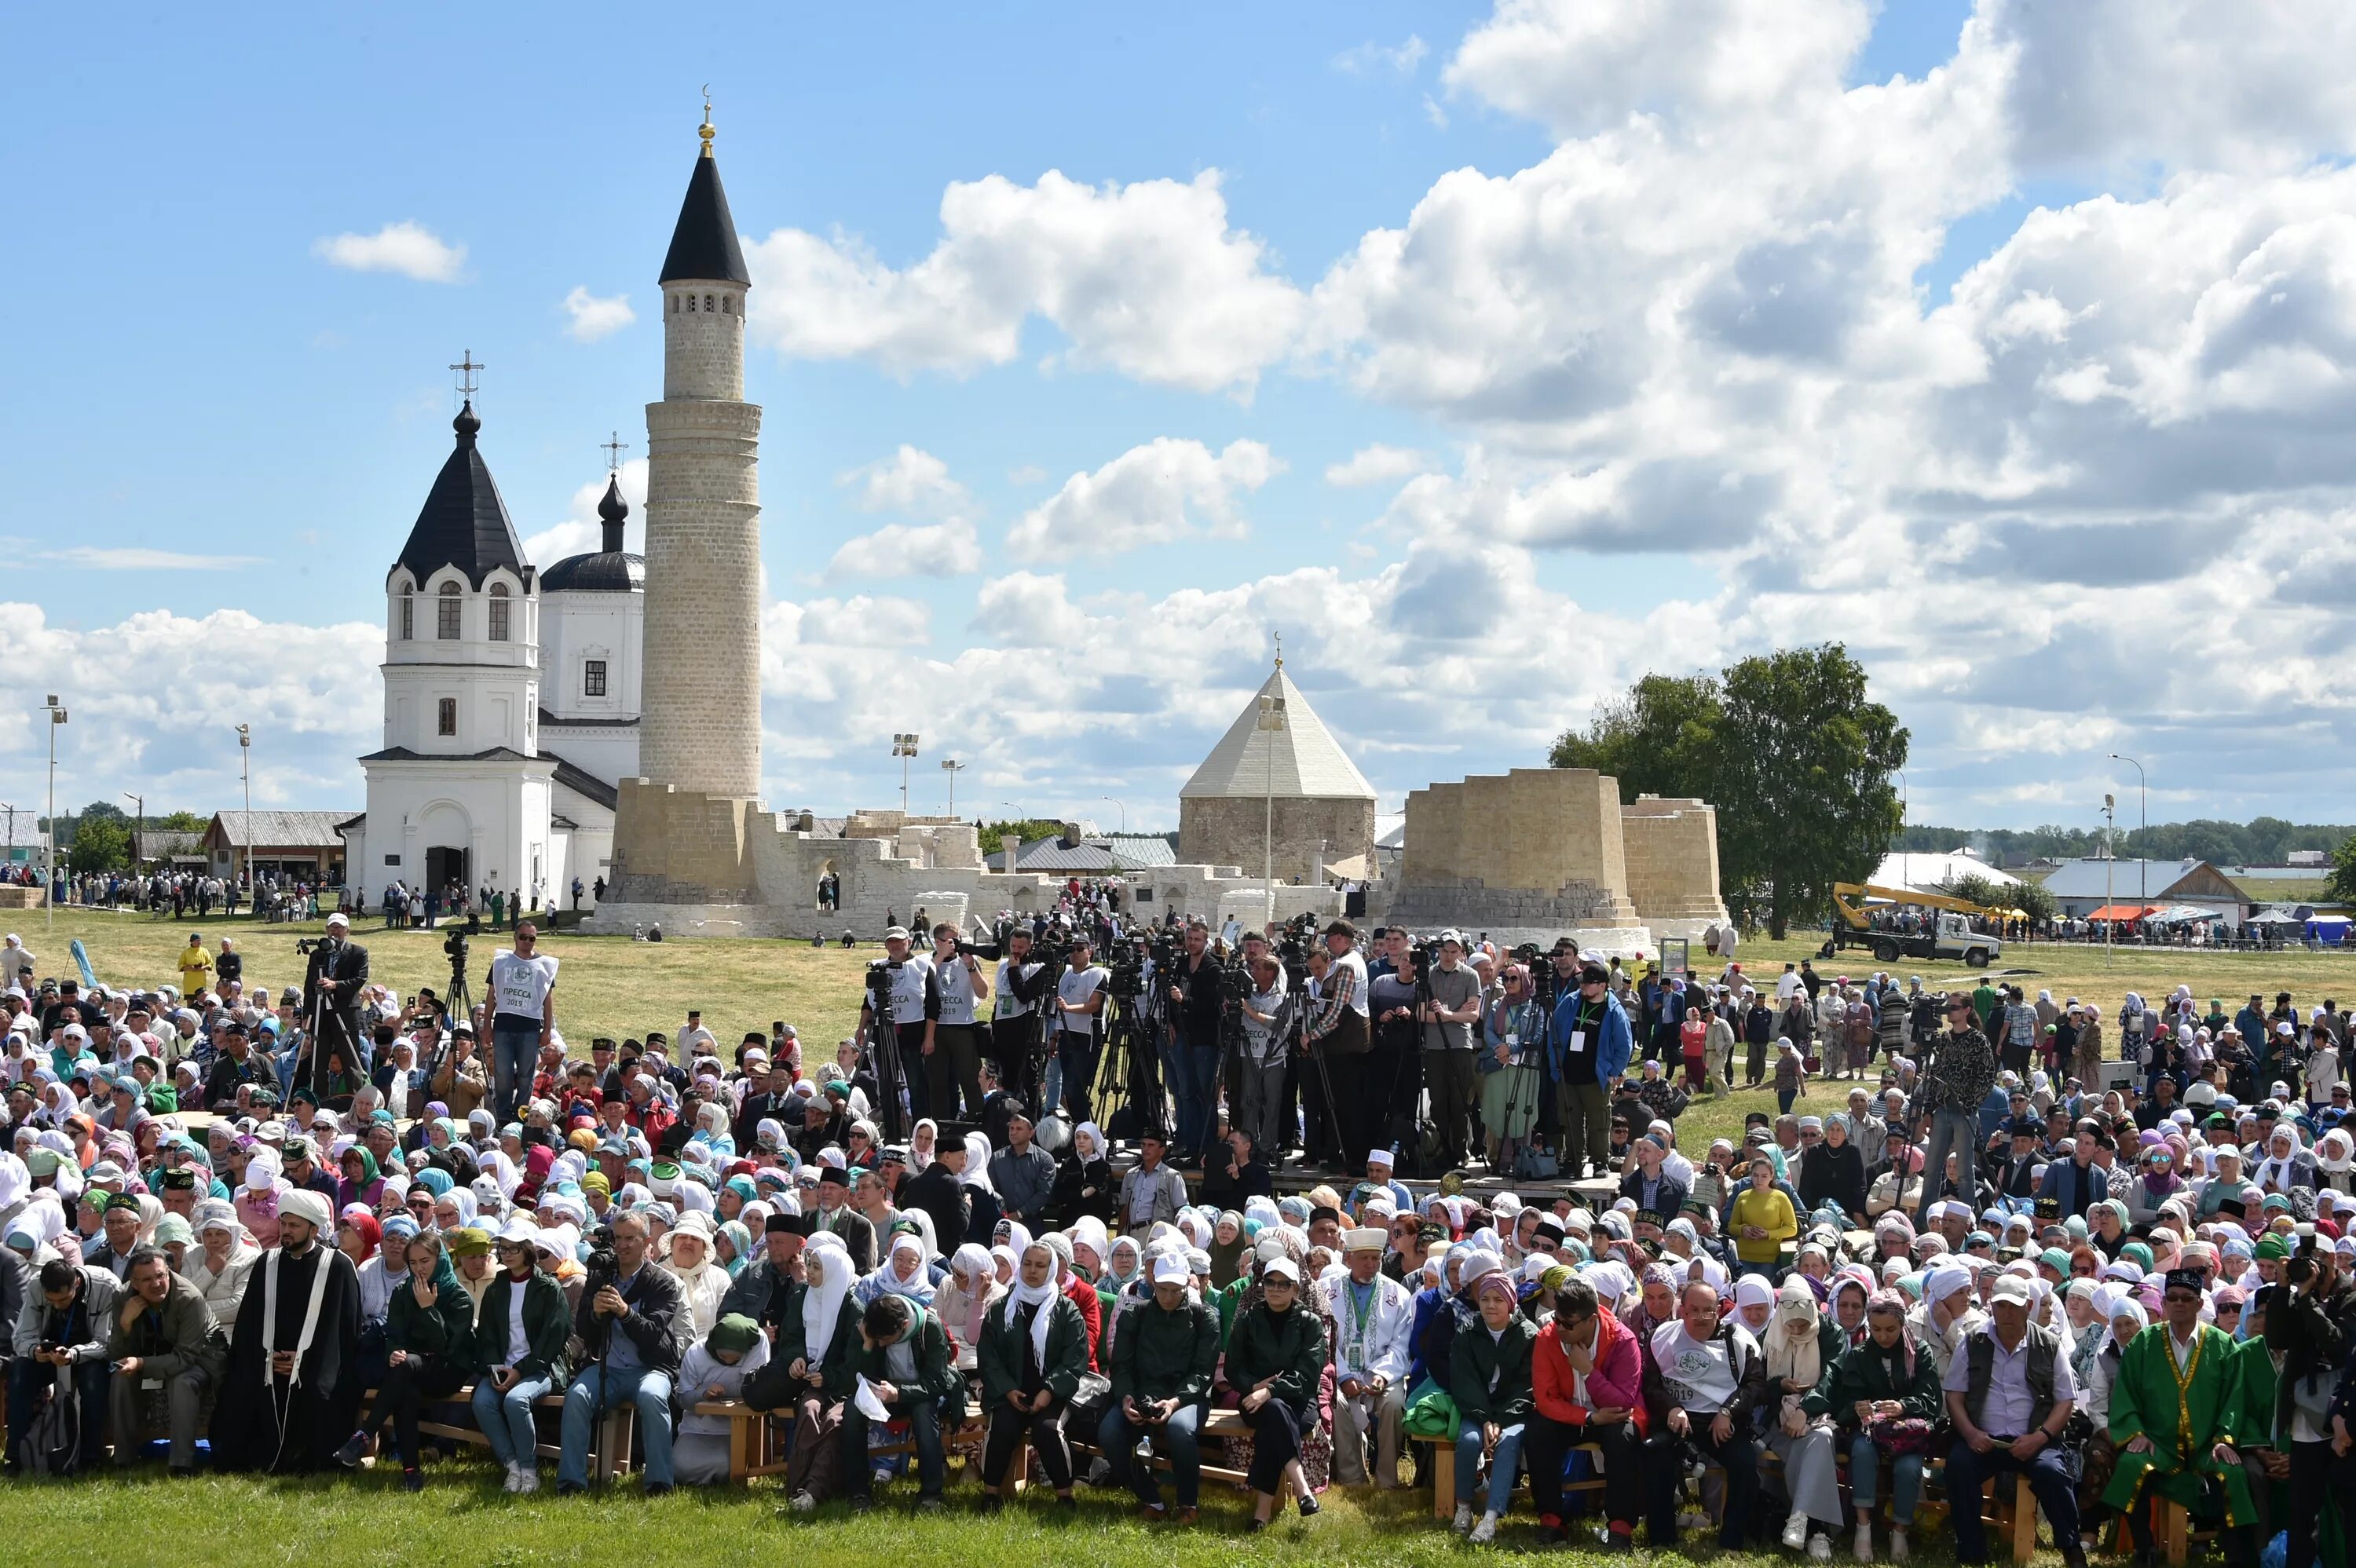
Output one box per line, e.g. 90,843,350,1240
337,404,642,913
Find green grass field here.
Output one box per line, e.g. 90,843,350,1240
0,1446,2007,1567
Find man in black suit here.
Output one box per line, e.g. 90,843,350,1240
302,912,371,1077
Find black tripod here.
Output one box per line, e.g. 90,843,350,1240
1093,983,1168,1146
864,967,910,1142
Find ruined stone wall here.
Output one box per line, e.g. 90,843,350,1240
1178,795,1374,884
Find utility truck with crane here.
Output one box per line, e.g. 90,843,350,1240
1817,883,2005,967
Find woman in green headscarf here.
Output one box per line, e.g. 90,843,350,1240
674,1313,771,1484
338,1227,474,1489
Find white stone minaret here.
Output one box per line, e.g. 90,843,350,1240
638,106,761,801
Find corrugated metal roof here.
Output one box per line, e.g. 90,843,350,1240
1102,833,1176,867
1179,666,1375,802
2039,857,2197,898
205,811,357,850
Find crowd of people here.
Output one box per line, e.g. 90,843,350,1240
3,915,2356,1567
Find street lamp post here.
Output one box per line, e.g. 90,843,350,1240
1895,767,1909,891
2102,793,2116,969
236,725,252,905
891,733,920,814
939,758,966,819
42,696,67,929
2110,753,2146,936
1099,795,1125,834
1257,690,1288,930
0,805,13,877
121,791,144,869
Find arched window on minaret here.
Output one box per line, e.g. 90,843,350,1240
488,583,511,641
437,582,462,640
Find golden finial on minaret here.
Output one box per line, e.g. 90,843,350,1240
1273,629,1284,669
699,85,715,157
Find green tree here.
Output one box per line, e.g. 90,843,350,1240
155,810,208,832
67,814,130,873
1547,672,1724,801
2328,835,2356,906
78,800,128,824
1712,645,1908,939
975,818,1070,861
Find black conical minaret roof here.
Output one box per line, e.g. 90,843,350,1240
660,140,750,285
392,402,531,589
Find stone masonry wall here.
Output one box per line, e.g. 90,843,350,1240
1399,768,1641,924
1179,795,1374,883
1619,795,1730,930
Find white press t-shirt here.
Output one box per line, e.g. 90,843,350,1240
487,949,560,1022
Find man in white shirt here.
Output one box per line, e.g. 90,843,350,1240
480,922,559,1121
926,923,990,1122
1323,1227,1413,1487
1051,937,1108,1125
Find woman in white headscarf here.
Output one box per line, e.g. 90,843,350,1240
663,1211,730,1340
188,1197,261,1324
937,1241,1004,1365
781,1233,857,1511
1761,1277,1843,1552
856,1232,937,1308
975,1239,1088,1502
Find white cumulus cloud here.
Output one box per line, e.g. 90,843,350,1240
840,446,971,518
1008,438,1282,560
561,286,635,342
311,221,466,283
826,518,983,581
1324,444,1434,488
742,170,1305,395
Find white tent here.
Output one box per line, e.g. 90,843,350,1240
1870,850,2021,896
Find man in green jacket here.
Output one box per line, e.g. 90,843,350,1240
1450,1270,1537,1543
1099,1252,1220,1521
837,1293,964,1510
105,1248,223,1475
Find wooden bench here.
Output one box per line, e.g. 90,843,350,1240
404,1385,637,1481
1038,1405,1253,1491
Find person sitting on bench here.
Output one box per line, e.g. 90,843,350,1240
1099,1251,1220,1522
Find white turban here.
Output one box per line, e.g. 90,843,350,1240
280,1189,333,1235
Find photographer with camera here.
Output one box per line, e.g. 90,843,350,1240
990,927,1054,1115
301,911,371,1079
476,922,558,1124
1421,932,1483,1170
1912,993,1996,1233
1301,920,1372,1176
1050,937,1109,1126
1165,919,1223,1167
927,923,992,1123
857,926,939,1128
557,1212,685,1496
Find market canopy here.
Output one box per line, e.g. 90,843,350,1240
2146,904,2227,924
2246,908,2307,927
2085,903,2160,920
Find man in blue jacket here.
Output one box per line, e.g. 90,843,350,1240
1550,956,1632,1180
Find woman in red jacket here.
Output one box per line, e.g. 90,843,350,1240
1525,1274,1649,1549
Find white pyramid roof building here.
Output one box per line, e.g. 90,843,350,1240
1180,666,1376,802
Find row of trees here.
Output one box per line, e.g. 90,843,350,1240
49,801,209,875
1893,817,2352,867
1549,645,1907,938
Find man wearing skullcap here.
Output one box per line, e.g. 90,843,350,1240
2103,1270,2258,1567
214,1186,363,1473
1323,1226,1413,1489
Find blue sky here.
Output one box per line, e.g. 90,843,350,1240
8,2,2356,835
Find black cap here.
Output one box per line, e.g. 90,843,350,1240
817,1165,852,1188
766,1212,812,1237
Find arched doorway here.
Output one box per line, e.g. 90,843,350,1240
815,858,839,912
